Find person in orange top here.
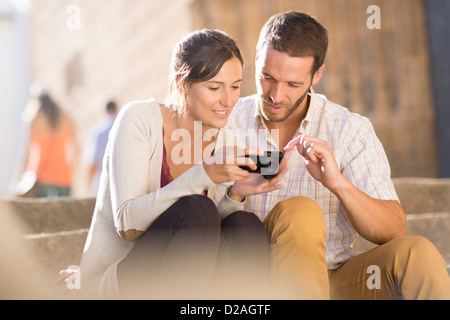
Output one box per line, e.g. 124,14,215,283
21,90,78,197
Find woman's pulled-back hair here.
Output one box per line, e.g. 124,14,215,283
166,29,244,114
37,93,62,130
256,11,328,75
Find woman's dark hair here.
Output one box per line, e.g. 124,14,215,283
38,93,62,130
256,11,328,75
166,29,244,114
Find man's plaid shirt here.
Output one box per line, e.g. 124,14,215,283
225,89,399,269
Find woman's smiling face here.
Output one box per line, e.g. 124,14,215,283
183,56,243,130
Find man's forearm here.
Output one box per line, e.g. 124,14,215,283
332,177,407,245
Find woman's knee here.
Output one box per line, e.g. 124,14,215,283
178,194,216,209
222,211,267,242
174,195,220,228
223,211,262,229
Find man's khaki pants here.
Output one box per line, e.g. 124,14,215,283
263,196,450,300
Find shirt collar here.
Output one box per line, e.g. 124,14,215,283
300,87,317,134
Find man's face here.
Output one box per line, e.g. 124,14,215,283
255,46,321,123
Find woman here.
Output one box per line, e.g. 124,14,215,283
19,91,77,198
79,29,288,299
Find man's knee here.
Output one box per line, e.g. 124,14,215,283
391,235,445,264
265,196,325,232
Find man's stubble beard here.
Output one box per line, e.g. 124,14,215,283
258,86,310,123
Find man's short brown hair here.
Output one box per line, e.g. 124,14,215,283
256,11,328,75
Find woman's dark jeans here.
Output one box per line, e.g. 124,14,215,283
117,195,269,298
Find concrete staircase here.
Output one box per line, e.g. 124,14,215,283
0,177,448,297
0,197,95,284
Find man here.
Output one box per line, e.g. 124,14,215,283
226,11,450,299
84,100,118,196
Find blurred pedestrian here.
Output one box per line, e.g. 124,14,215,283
84,100,118,196
17,89,78,198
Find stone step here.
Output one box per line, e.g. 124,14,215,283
406,212,450,269
392,177,450,214
0,197,95,234
22,229,89,279
2,178,449,235
0,198,94,282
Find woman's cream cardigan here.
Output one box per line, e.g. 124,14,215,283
79,98,244,298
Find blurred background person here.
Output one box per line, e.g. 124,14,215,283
17,87,78,198
83,100,118,196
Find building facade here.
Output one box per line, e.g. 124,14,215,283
20,0,447,196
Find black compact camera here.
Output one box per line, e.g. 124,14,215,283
239,151,284,179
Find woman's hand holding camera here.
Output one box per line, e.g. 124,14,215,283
202,146,290,202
